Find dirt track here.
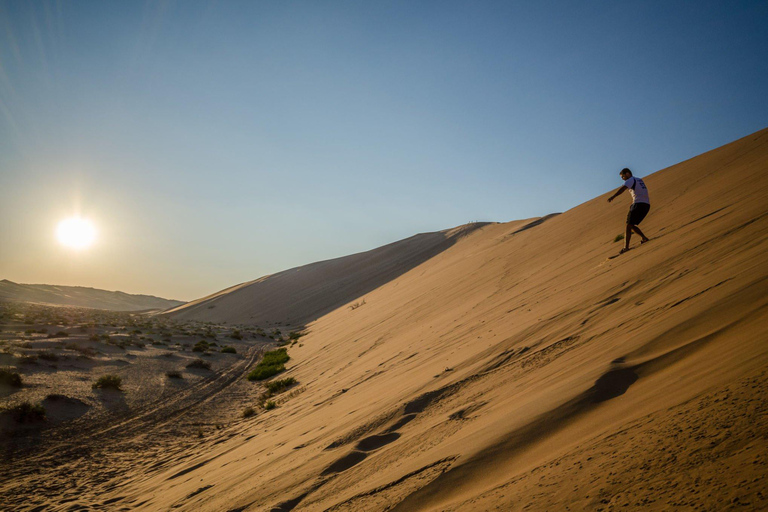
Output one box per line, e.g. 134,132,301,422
0,342,268,511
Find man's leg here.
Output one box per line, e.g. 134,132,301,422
631,225,650,243
624,223,633,250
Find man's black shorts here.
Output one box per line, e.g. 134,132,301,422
627,202,650,225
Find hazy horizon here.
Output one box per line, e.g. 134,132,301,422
1,0,767,301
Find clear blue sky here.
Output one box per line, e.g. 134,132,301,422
1,0,766,300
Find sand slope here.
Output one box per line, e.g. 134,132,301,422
0,280,184,311
7,128,768,511
163,223,492,327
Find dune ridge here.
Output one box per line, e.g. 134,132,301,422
163,222,494,327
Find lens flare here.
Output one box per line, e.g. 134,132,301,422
56,217,97,249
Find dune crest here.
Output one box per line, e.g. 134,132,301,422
163,221,494,327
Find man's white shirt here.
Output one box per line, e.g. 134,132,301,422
624,177,650,204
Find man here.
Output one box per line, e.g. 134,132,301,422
607,167,650,254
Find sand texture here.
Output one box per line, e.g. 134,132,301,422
2,128,768,511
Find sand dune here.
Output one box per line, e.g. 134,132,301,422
163,222,493,327
0,280,184,311
3,128,768,511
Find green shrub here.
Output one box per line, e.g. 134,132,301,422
265,377,296,395
166,370,183,379
192,340,209,352
0,368,22,387
230,330,243,340
221,346,237,354
116,339,131,349
186,359,211,370
38,351,59,361
242,406,255,418
248,364,282,381
93,374,122,390
4,401,46,422
106,337,130,349
263,400,276,410
247,348,289,381
262,348,290,366
613,234,625,243
64,343,97,356
288,331,304,340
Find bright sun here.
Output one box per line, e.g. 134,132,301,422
56,217,97,249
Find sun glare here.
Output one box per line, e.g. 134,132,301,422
56,217,97,249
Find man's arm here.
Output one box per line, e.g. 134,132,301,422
607,186,627,203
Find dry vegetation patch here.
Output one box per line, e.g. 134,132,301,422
0,368,22,387
186,359,211,370
3,401,46,423
92,374,122,390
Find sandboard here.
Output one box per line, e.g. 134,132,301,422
607,248,631,260
607,239,651,260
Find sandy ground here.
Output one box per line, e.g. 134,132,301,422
2,127,768,511
0,303,284,510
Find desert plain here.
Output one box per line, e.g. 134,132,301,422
2,128,768,511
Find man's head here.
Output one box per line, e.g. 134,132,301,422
620,168,633,180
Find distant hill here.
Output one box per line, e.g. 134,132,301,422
0,280,185,312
